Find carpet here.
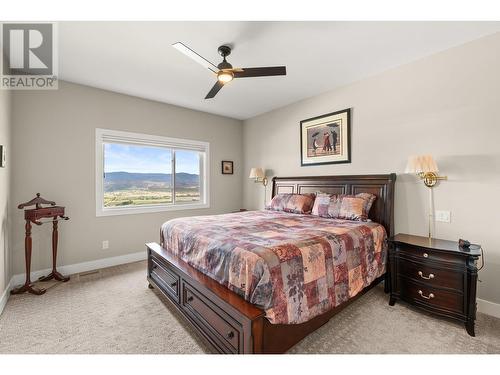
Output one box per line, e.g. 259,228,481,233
0,260,499,354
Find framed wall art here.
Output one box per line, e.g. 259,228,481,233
300,108,351,166
221,160,234,174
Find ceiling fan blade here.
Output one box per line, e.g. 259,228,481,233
234,66,286,78
172,42,218,73
205,81,224,99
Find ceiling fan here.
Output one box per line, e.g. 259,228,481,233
172,42,287,99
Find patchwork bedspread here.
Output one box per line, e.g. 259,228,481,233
161,210,387,324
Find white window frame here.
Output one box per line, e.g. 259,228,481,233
95,128,210,217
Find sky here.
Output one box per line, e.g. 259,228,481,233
104,143,199,174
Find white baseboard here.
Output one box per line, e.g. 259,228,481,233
477,298,500,319
0,278,12,316
10,251,146,289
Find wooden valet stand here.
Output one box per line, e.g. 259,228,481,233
11,193,70,295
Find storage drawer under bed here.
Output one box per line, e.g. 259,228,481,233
149,256,180,303
181,281,242,353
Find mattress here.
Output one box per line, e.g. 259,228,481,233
161,210,387,324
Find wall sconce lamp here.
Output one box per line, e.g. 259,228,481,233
405,155,448,239
249,168,268,207
249,167,268,186
405,155,447,188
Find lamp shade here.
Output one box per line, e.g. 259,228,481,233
249,167,265,179
405,155,439,174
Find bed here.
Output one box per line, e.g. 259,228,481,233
146,174,396,353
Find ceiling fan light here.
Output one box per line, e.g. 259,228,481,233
217,70,234,83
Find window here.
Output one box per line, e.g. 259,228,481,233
96,128,209,216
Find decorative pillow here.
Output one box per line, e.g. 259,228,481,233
311,192,376,221
266,193,315,214
356,192,377,217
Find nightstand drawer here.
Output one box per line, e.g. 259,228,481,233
399,278,464,314
398,259,463,292
395,244,462,264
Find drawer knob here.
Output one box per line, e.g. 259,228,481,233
170,281,178,288
418,290,435,300
152,264,158,270
423,253,429,258
226,331,235,339
418,271,435,280
187,295,194,302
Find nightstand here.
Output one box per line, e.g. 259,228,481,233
389,233,482,336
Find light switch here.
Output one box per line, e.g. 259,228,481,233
435,210,451,223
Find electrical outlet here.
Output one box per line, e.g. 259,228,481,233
102,240,109,250
435,210,451,223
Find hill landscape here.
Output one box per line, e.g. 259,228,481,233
103,171,200,207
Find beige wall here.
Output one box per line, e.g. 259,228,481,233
243,32,500,304
0,88,11,296
11,81,243,274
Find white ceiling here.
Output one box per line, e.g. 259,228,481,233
59,21,500,120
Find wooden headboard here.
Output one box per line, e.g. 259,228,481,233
272,174,396,236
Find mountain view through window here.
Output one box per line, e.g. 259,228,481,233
103,143,200,207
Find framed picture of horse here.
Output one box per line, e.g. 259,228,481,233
300,108,351,166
